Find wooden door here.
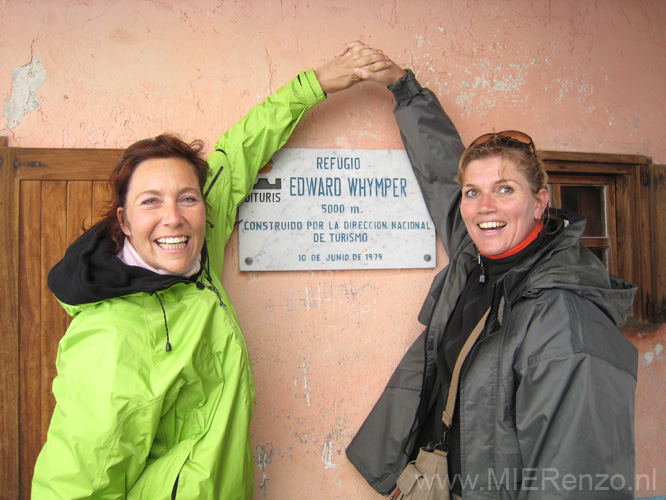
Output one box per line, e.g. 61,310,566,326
0,140,122,499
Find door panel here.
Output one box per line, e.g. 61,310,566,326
18,181,42,498
2,144,122,499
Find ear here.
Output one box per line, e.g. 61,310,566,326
117,207,132,237
534,188,549,220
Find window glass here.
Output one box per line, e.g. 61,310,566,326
560,185,606,237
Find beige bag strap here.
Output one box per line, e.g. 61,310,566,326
441,307,491,430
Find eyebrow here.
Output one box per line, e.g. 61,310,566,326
135,189,161,198
463,177,518,188
135,187,200,197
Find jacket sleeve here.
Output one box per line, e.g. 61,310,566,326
512,292,637,499
31,321,163,499
346,327,431,495
389,70,467,256
346,73,468,494
203,70,326,273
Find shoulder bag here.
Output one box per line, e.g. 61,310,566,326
388,308,491,500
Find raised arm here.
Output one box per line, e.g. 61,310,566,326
203,42,390,273
357,62,468,256
207,41,392,219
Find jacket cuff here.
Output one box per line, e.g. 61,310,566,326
299,69,327,106
388,69,422,103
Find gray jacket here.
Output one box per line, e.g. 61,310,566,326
346,72,638,499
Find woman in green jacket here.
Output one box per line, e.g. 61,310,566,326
32,42,390,500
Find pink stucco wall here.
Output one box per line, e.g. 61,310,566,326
2,0,664,498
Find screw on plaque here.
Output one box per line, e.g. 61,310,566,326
245,257,253,265
424,254,432,262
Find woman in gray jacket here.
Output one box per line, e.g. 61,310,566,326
346,59,638,499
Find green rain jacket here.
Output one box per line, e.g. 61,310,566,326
32,70,326,500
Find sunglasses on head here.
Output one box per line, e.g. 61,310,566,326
467,130,536,155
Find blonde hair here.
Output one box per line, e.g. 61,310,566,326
458,136,548,194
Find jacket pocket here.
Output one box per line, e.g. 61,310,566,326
127,444,190,500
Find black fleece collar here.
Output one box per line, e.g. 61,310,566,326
48,224,203,306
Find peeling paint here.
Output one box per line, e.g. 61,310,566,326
4,58,47,129
578,82,594,97
255,443,274,495
643,343,664,367
454,57,538,116
321,440,337,469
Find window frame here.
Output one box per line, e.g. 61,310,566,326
541,150,661,325
548,174,617,272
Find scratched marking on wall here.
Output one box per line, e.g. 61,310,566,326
304,285,323,311
291,363,314,408
302,363,311,407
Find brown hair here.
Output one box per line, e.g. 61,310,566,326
95,134,210,252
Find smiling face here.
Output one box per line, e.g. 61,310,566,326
117,157,206,274
460,156,549,256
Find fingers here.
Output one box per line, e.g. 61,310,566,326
346,40,370,51
362,59,393,73
355,64,406,87
315,41,401,93
354,67,371,80
343,47,390,70
334,46,350,58
354,67,385,84
352,60,394,84
335,40,368,58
